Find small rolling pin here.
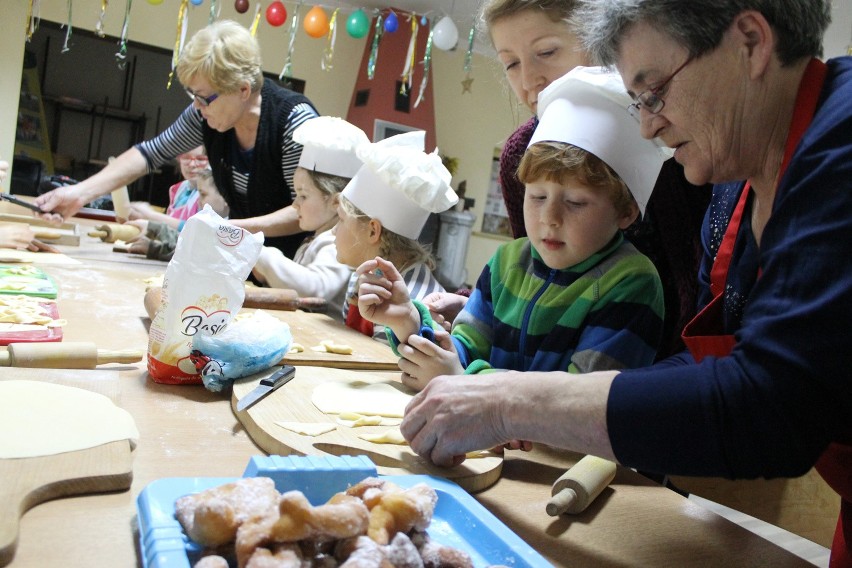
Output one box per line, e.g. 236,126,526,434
0,341,144,369
88,223,140,243
143,286,328,320
546,455,617,516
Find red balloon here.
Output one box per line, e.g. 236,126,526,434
234,0,248,14
266,1,287,26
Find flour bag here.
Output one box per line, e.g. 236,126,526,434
147,205,264,384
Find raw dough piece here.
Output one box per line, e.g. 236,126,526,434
358,428,407,445
311,381,413,418
274,421,336,437
310,339,354,355
336,412,402,428
288,342,305,354
0,380,139,458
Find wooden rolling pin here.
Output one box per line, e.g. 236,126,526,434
0,342,143,369
546,455,617,516
143,286,328,320
88,223,140,243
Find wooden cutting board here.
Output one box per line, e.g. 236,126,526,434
265,310,400,371
0,369,134,567
0,213,80,246
232,366,502,493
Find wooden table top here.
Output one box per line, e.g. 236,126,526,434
3,230,815,567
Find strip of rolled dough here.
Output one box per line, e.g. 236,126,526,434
274,421,336,437
311,381,412,418
0,380,139,459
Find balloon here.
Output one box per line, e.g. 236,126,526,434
147,0,164,4
190,0,203,5
384,10,398,33
304,5,329,38
420,15,427,26
346,9,370,39
432,16,459,51
234,0,248,14
266,1,287,26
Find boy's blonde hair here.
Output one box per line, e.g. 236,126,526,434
176,20,263,94
337,195,435,270
518,142,635,217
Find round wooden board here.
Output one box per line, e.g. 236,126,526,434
231,366,502,493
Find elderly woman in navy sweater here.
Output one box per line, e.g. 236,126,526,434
400,2,852,565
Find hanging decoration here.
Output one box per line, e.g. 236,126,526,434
420,14,427,26
250,1,263,34
208,0,220,24
461,19,475,94
432,16,459,51
279,1,302,79
147,0,164,4
384,10,398,33
265,1,287,27
190,0,203,5
167,0,191,88
61,0,73,53
116,0,133,68
25,0,42,42
321,8,340,71
234,0,249,14
346,8,369,39
399,14,419,95
414,18,434,108
95,0,108,37
367,11,384,80
303,5,328,38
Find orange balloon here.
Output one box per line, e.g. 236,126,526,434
303,5,330,38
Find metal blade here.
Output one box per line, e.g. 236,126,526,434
236,384,271,412
236,366,296,412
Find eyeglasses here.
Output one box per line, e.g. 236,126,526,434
185,88,219,107
627,56,692,121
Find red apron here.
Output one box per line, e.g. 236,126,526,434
681,59,851,567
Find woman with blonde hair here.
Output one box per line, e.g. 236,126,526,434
37,20,318,258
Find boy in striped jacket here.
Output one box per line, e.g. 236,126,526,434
357,67,671,391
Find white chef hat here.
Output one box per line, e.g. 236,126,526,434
341,131,458,240
529,66,673,216
295,116,369,179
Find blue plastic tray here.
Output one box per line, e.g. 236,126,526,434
137,455,551,568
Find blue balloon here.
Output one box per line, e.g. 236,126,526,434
190,0,203,5
384,11,399,33
420,15,428,26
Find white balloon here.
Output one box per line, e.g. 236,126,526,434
432,16,459,51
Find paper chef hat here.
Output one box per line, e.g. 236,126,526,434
341,131,458,240
528,66,673,216
295,116,370,179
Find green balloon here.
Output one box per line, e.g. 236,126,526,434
346,9,370,39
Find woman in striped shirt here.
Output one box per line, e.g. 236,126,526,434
36,20,318,258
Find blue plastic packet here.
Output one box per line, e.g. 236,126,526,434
191,310,292,392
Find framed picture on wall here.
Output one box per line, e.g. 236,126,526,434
481,145,512,238
373,119,419,142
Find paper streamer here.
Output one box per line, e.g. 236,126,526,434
399,15,419,95
167,0,190,89
208,0,219,24
116,0,133,68
462,19,475,94
279,0,302,79
414,20,433,108
249,0,262,36
25,0,41,42
95,0,109,37
321,7,339,71
367,12,383,80
61,0,73,53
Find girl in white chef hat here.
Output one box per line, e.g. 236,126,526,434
335,131,458,338
251,116,368,321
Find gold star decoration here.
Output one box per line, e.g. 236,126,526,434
462,75,474,94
